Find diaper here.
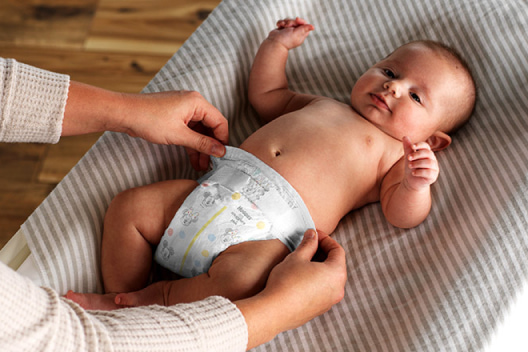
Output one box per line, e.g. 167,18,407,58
154,146,315,278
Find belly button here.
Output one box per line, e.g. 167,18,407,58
274,150,281,157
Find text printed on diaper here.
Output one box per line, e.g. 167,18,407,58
231,206,253,226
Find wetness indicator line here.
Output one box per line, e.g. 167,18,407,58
180,206,227,272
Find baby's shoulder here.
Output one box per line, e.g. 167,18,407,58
305,96,352,112
308,96,345,106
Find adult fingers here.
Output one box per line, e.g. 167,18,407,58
292,229,319,261
182,127,226,160
190,95,229,145
318,235,346,268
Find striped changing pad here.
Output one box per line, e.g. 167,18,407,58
22,0,528,350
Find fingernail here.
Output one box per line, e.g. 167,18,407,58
305,229,316,240
211,144,225,157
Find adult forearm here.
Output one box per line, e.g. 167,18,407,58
61,81,129,136
235,293,282,350
1,263,248,352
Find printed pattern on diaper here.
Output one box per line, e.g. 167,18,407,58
180,208,199,226
154,180,275,278
238,159,299,212
238,162,273,202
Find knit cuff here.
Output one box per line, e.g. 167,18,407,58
0,58,69,143
94,295,249,352
185,296,249,351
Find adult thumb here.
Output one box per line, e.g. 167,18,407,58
293,229,319,260
186,129,226,157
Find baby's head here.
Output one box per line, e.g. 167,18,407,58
351,40,476,149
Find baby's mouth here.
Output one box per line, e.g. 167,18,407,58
370,94,391,112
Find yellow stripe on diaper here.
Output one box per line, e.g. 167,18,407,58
180,206,227,272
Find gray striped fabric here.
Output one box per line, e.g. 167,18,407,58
23,0,528,350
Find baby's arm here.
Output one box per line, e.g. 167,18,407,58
249,18,319,123
380,137,440,228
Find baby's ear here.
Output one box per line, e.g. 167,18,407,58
427,131,452,151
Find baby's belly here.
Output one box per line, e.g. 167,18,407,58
239,135,322,188
239,124,336,174
239,139,356,234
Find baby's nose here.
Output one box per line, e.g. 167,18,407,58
384,80,402,98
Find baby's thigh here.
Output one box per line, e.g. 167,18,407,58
207,239,290,299
105,179,199,244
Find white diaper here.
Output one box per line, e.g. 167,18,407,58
154,146,315,278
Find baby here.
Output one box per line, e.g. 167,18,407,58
67,18,476,310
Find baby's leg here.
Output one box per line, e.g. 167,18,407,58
101,179,198,293
117,239,290,307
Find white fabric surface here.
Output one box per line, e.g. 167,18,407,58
485,279,528,351
16,0,528,350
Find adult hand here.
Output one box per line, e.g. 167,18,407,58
236,229,347,350
120,90,228,171
62,82,228,171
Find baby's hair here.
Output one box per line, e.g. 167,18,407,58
411,40,477,134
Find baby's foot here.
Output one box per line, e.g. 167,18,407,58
114,289,161,307
114,281,168,307
65,290,121,311
114,292,139,307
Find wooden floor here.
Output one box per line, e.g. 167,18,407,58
0,0,221,248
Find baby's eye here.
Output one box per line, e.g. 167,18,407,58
410,92,421,104
384,69,395,78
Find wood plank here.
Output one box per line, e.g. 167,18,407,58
85,0,218,55
38,133,103,184
0,181,56,218
0,46,171,93
0,0,97,49
85,36,183,56
0,143,51,246
0,143,47,183
0,181,56,248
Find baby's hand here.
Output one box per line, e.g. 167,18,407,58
267,17,314,50
402,136,439,191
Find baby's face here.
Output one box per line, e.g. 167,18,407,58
350,42,464,142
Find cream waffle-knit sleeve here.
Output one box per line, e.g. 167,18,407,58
0,263,248,352
0,58,69,143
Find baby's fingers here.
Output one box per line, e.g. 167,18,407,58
412,141,432,151
408,158,438,173
409,167,439,183
407,155,439,185
277,17,308,28
407,142,435,161
408,148,435,162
